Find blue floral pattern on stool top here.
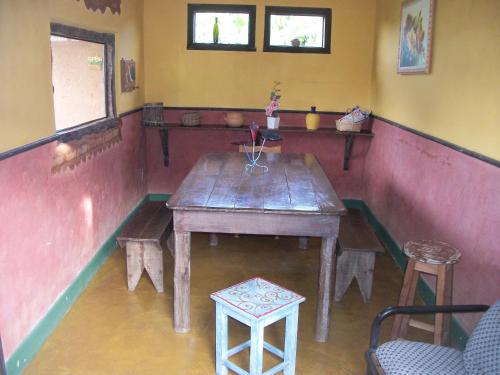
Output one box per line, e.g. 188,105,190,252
211,277,305,318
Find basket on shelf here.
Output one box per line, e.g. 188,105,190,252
142,102,165,126
336,106,371,132
181,112,201,126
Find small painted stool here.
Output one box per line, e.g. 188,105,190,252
391,240,461,346
210,278,305,375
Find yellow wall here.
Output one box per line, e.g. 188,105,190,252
0,0,144,153
372,0,500,160
3,0,498,159
144,0,376,112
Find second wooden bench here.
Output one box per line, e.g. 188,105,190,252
117,201,174,293
335,208,384,303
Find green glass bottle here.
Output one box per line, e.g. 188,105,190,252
213,17,219,44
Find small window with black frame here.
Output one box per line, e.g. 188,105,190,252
50,23,117,139
187,4,256,51
263,6,332,54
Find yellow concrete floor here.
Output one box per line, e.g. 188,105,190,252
25,234,431,375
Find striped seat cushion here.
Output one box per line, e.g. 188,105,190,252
376,340,465,375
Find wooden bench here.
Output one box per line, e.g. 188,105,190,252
335,208,384,303
117,201,174,293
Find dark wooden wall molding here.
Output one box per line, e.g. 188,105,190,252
1,108,497,169
0,135,59,161
164,106,345,116
118,107,143,118
372,114,499,168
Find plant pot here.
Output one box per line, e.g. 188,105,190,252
224,112,244,127
267,116,280,129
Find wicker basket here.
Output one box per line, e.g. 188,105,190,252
336,106,371,132
181,112,201,126
336,119,362,132
142,102,165,126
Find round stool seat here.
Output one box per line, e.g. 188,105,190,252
404,240,461,265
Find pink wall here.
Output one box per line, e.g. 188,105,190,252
363,119,500,333
146,109,372,199
3,109,495,359
0,112,146,358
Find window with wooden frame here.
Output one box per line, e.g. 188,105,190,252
50,23,117,141
263,6,332,54
187,4,256,51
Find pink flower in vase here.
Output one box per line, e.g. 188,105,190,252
265,81,281,117
266,97,280,117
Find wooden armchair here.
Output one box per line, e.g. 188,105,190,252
365,302,499,375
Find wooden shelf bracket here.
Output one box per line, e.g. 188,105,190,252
159,129,169,166
343,134,355,170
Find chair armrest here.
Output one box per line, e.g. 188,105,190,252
368,304,489,351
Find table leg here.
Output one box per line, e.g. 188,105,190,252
174,230,191,333
298,237,309,250
315,236,337,342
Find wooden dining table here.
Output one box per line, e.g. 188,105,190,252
167,152,346,342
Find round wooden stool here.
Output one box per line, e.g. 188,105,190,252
391,240,461,346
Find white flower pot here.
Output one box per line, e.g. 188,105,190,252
267,116,280,129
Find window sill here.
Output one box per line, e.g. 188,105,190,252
187,43,256,52
57,117,120,143
263,46,331,54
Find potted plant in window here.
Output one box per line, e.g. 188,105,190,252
265,81,281,129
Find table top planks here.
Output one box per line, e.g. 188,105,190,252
167,152,346,215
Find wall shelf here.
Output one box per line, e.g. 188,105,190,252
143,123,374,170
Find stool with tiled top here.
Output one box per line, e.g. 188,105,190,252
391,240,461,346
210,278,305,375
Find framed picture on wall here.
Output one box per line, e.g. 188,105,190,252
398,0,435,74
120,58,136,92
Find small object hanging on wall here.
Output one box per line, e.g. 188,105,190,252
120,58,136,92
77,0,121,14
398,0,434,74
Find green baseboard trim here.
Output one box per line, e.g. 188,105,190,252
342,199,469,350
148,193,171,202
6,195,149,375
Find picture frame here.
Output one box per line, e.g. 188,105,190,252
398,0,435,74
120,58,136,92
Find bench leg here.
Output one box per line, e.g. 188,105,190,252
334,251,355,302
354,252,375,304
126,242,144,291
144,243,164,293
335,251,376,303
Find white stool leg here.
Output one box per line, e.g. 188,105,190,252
284,307,299,375
249,321,265,375
215,304,228,375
